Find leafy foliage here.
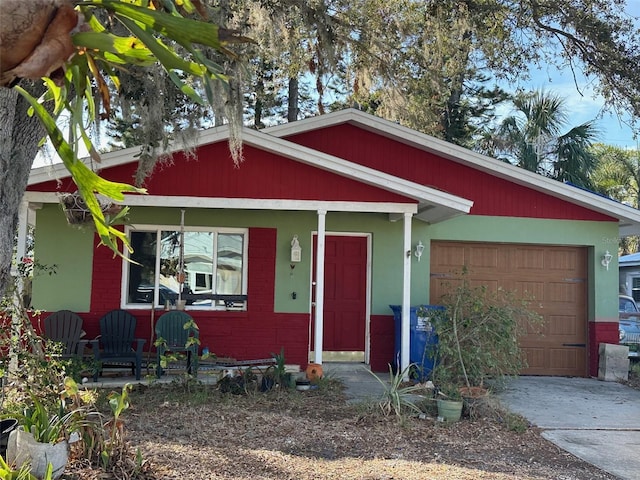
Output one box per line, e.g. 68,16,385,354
478,90,599,187
428,269,543,391
5,0,249,257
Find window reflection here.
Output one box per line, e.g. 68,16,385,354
217,234,244,297
125,228,246,309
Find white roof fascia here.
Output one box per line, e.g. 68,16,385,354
265,109,640,233
23,191,418,215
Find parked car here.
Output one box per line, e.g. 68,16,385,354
619,294,640,358
134,285,179,305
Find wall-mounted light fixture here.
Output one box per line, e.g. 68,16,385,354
414,241,425,262
291,235,302,263
601,250,613,271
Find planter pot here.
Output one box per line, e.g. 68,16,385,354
296,379,311,391
6,429,68,479
305,363,323,380
459,386,489,419
0,418,18,459
437,399,463,423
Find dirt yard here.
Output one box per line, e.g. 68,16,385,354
63,373,633,480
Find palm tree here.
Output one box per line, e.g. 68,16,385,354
478,91,599,188
590,144,640,254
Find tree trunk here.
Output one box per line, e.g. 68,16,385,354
0,86,44,297
287,77,299,123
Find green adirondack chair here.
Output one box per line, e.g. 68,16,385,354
43,310,85,358
154,311,199,377
91,309,146,381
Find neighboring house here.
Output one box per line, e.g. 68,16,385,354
23,109,640,377
619,252,640,301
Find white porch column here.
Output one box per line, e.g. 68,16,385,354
401,212,412,377
313,210,327,365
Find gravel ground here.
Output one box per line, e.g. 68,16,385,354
62,373,631,480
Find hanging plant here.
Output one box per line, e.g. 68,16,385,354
59,191,125,226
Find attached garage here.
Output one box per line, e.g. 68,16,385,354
430,241,587,377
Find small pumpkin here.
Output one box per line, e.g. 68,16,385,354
305,362,323,380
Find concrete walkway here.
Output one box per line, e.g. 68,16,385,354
497,376,640,480
323,362,388,402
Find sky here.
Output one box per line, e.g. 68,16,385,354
496,67,638,150
494,1,640,150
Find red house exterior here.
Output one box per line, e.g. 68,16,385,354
24,109,640,377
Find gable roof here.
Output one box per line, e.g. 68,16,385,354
265,109,640,236
27,124,473,223
27,108,640,233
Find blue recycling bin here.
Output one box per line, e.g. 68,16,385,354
390,305,443,381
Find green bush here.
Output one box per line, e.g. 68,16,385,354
428,269,543,392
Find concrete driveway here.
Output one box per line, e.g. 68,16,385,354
497,376,640,480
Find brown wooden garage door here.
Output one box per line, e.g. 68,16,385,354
430,241,587,377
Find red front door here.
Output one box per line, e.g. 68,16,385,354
313,235,368,353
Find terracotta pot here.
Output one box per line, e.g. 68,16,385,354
458,386,488,399
305,362,323,380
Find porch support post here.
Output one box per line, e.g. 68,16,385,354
8,200,30,376
313,210,327,365
401,212,412,378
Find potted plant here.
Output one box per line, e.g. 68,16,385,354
427,269,542,417
435,386,463,422
261,348,294,391
6,397,73,479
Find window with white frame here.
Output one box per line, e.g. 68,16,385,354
632,277,640,304
123,226,248,310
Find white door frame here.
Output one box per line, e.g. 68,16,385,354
310,230,372,364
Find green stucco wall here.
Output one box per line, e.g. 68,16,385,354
32,204,95,311
32,205,619,322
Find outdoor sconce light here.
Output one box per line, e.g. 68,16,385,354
601,250,613,271
291,235,302,263
414,241,425,262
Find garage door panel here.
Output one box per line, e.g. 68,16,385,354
515,248,545,270
514,281,545,303
469,246,499,268
547,282,579,304
549,348,583,370
546,249,580,271
523,348,545,369
434,245,467,268
431,241,587,377
547,314,582,336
